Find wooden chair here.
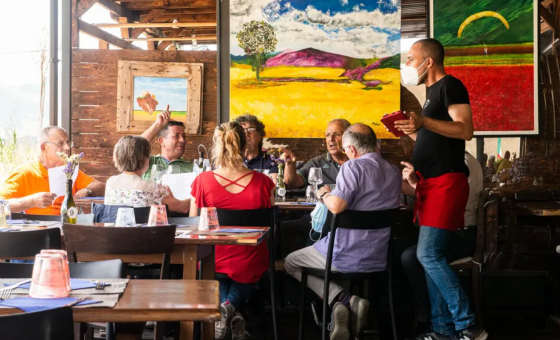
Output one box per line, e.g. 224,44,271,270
450,189,496,327
0,228,61,259
0,306,74,340
297,209,401,340
62,224,176,340
215,207,279,340
10,212,62,222
91,203,151,224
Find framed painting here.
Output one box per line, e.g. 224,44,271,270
430,0,539,136
116,61,204,134
219,0,401,138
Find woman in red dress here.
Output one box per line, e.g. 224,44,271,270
190,121,275,340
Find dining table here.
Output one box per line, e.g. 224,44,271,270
0,280,220,340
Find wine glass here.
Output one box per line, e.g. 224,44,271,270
308,168,323,202
150,164,165,184
167,165,181,174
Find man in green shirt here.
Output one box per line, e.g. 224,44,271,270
141,110,193,181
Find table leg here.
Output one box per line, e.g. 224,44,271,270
180,245,198,340
201,247,216,340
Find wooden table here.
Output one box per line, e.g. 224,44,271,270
517,201,560,216
75,225,270,340
0,280,220,340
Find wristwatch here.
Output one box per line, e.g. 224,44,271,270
319,191,329,200
86,188,92,196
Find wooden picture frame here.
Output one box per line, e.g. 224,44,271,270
116,61,204,134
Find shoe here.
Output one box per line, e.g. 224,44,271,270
349,296,369,337
215,301,235,340
230,311,250,340
451,323,488,340
328,302,351,340
407,330,451,340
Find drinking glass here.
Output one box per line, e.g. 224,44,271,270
199,207,220,231
0,205,6,228
306,185,316,203
29,254,69,298
148,205,168,226
308,168,323,200
0,200,11,225
150,164,165,184
115,207,136,227
167,165,181,175
40,250,70,292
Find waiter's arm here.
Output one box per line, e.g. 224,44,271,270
423,104,473,141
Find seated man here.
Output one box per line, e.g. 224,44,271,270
401,151,483,336
285,123,401,340
141,109,193,180
283,119,350,188
0,126,105,215
234,114,278,181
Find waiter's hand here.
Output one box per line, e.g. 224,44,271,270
395,111,423,135
401,162,418,188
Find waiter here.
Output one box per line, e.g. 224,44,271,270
396,38,487,340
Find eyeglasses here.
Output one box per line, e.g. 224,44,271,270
244,128,257,134
45,140,73,148
325,132,342,138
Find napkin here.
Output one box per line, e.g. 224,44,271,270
0,296,99,313
215,228,262,233
7,220,40,225
4,279,110,291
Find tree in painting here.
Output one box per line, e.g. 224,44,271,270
236,20,278,82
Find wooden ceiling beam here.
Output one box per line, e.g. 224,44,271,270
130,9,166,39
79,19,142,50
125,35,216,41
541,2,559,34
95,22,216,28
155,7,216,15
144,14,216,22
97,0,131,18
77,0,98,18
156,28,186,50
122,0,217,10
119,17,130,39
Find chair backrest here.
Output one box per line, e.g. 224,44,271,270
0,229,62,258
91,203,151,224
0,260,125,279
62,224,176,279
0,307,74,340
476,190,499,269
11,213,61,222
472,190,490,264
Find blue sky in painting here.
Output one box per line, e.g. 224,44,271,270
230,0,401,59
133,77,187,112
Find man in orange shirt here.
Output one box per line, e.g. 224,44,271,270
0,126,105,215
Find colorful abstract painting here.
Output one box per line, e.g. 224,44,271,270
133,76,187,122
229,0,401,138
430,0,538,135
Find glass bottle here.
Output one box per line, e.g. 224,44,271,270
276,165,286,202
60,179,77,224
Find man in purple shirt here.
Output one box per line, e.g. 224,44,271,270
284,123,401,340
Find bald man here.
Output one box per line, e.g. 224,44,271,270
397,39,487,340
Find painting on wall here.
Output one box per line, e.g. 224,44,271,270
229,0,401,138
430,0,538,136
133,77,188,121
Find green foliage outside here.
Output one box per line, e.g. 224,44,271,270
0,128,36,183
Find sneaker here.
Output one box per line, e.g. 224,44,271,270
215,301,235,340
328,302,351,340
230,311,250,340
408,330,452,340
349,296,369,337
451,324,488,340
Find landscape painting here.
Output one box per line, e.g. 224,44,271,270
229,0,401,138
431,0,538,135
133,76,187,122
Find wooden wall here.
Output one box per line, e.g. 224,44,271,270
71,50,217,181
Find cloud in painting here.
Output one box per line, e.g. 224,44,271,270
230,0,400,59
133,77,188,111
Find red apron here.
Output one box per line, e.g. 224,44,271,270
414,172,469,231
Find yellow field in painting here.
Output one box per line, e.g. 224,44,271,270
133,110,186,121
230,66,400,138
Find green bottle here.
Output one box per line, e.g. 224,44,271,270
61,179,78,224
276,165,286,202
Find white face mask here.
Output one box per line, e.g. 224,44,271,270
401,59,429,86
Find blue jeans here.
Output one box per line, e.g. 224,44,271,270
218,278,253,310
417,226,474,336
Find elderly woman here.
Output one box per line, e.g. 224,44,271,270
104,135,189,213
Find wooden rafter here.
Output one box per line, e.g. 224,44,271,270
125,35,216,41
79,19,142,50
77,0,98,18
95,22,216,28
119,17,130,39
156,28,186,50
130,9,166,39
540,2,558,34
122,0,217,10
97,0,131,18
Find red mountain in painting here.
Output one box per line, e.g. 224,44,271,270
265,48,355,68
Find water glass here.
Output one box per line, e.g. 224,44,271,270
150,164,165,184
0,200,11,225
40,250,70,292
199,207,220,231
306,185,316,203
147,205,168,226
115,207,136,227
29,254,69,298
167,165,181,175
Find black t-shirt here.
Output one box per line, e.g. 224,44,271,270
412,75,470,179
